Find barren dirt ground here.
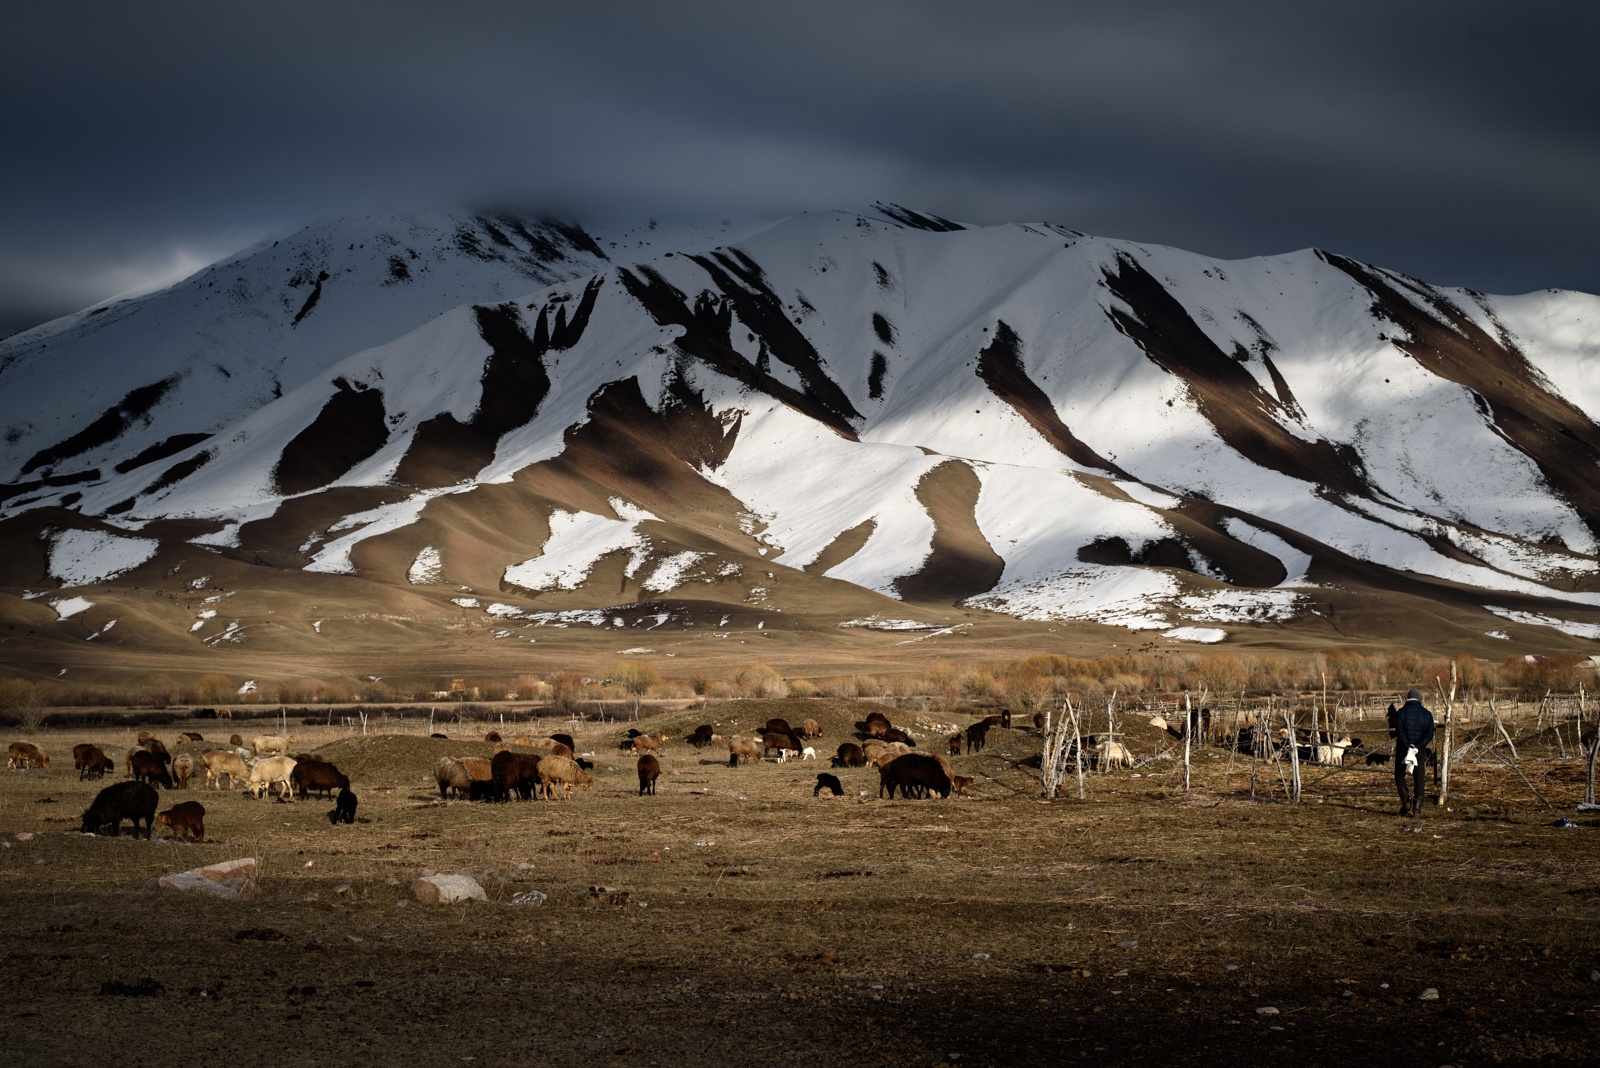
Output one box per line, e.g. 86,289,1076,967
4,699,1599,1067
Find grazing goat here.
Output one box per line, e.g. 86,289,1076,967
8,741,50,769
172,754,194,789
128,749,175,788
328,788,358,825
156,800,206,842
728,737,763,767
81,781,159,838
203,750,248,790
814,773,843,797
948,734,963,756
965,722,990,754
879,753,952,800
637,754,661,796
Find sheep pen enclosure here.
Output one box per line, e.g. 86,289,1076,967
2,696,1598,1067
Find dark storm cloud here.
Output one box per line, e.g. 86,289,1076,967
3,0,1597,336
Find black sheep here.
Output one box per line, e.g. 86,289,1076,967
81,781,159,838
327,788,358,825
814,773,844,797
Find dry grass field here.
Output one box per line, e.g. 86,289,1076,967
3,698,1599,1067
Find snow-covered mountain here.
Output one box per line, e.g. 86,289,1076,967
6,202,1600,659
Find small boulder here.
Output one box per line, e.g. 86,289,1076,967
413,873,486,905
1418,987,1440,1001
150,857,258,900
508,889,547,907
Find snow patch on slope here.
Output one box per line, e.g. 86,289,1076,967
47,529,159,586
503,500,654,591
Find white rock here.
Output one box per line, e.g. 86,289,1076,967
152,857,258,900
508,889,547,907
1255,1006,1280,1015
1418,987,1440,1001
413,873,486,905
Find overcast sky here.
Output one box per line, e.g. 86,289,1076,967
3,0,1596,338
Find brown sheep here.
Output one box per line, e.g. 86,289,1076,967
863,740,910,768
637,754,661,796
179,731,203,742
728,737,762,767
7,741,50,769
800,718,822,739
459,757,493,783
879,753,952,799
202,750,248,790
488,750,522,802
965,722,990,754
685,724,716,747
832,742,866,768
128,749,174,788
155,800,205,842
881,726,915,747
136,731,155,744
762,731,801,761
535,739,575,759
79,746,114,780
536,755,594,801
861,712,892,738
763,718,794,736
172,754,194,789
229,733,244,747
630,734,661,755
291,759,350,800
139,737,171,760
951,774,977,796
484,730,503,743
549,733,576,752
1033,712,1046,730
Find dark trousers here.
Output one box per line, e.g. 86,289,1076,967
1394,746,1426,811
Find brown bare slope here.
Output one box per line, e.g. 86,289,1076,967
893,460,1005,604
271,380,389,496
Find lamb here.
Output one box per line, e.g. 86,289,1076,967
252,735,295,757
245,756,297,801
435,757,473,799
172,753,194,789
1366,751,1391,766
327,788,358,825
951,774,977,796
536,755,595,801
1311,744,1348,766
948,733,963,756
832,743,866,768
637,754,661,796
7,741,50,769
81,781,159,838
155,800,206,842
728,737,763,767
800,746,817,761
1094,739,1134,770
202,749,249,790
814,773,843,797
128,749,175,788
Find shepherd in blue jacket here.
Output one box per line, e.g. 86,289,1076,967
1392,687,1435,816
